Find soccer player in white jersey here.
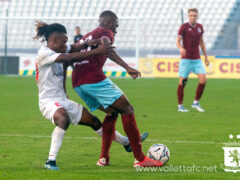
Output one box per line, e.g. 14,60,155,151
34,22,148,170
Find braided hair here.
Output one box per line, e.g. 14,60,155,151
33,21,67,42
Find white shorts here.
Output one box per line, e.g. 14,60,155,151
39,99,83,125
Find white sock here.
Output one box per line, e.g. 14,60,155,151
193,100,198,104
95,127,102,137
95,128,129,146
114,130,129,146
178,104,183,108
48,126,65,161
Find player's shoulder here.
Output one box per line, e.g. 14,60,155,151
94,26,113,34
181,23,189,28
38,46,55,59
179,23,189,31
93,27,114,40
38,46,53,55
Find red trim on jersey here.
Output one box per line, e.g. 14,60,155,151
35,63,39,81
54,102,62,107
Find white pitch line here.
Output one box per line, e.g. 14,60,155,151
146,139,224,145
0,134,97,140
0,134,231,145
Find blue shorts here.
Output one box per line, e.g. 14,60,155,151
179,59,206,78
74,78,123,112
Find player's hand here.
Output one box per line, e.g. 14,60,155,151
205,57,210,66
97,44,113,55
85,39,101,46
126,67,141,80
180,48,186,57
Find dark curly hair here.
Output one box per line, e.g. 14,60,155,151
33,21,67,42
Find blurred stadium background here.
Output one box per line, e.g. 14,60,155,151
0,0,240,78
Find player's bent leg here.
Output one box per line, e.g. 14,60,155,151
45,108,70,170
78,107,102,131
192,74,206,112
177,77,189,112
110,94,134,115
99,106,148,153
197,73,207,85
111,95,146,163
99,107,129,147
96,107,119,166
53,108,71,130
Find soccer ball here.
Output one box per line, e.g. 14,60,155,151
147,144,170,165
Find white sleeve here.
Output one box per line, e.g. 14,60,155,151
38,48,61,67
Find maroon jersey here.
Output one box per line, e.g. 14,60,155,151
178,22,204,59
72,27,114,87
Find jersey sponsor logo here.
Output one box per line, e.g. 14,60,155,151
48,52,55,57
52,63,63,77
198,27,202,33
188,28,192,31
74,60,89,66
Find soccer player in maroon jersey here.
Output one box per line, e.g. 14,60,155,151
72,11,163,167
176,8,209,112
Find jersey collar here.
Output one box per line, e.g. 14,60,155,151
188,22,197,28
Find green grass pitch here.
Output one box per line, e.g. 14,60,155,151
0,76,240,179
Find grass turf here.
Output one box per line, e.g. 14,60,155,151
0,76,240,179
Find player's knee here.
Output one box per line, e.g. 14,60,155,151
111,111,119,119
200,78,207,84
78,108,102,131
90,116,102,131
124,104,134,114
56,116,70,130
54,110,70,130
181,78,188,87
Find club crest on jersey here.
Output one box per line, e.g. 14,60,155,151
188,28,192,31
198,27,202,33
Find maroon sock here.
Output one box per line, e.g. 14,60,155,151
100,115,117,160
121,113,145,161
195,83,206,101
177,84,184,104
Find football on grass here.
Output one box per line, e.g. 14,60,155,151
147,144,170,165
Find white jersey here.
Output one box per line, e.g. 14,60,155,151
35,45,71,103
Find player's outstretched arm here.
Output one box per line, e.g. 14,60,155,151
69,39,101,52
107,49,141,79
55,44,112,63
100,36,141,79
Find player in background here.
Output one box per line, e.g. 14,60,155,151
72,11,163,167
74,26,83,43
34,21,139,170
176,8,209,112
